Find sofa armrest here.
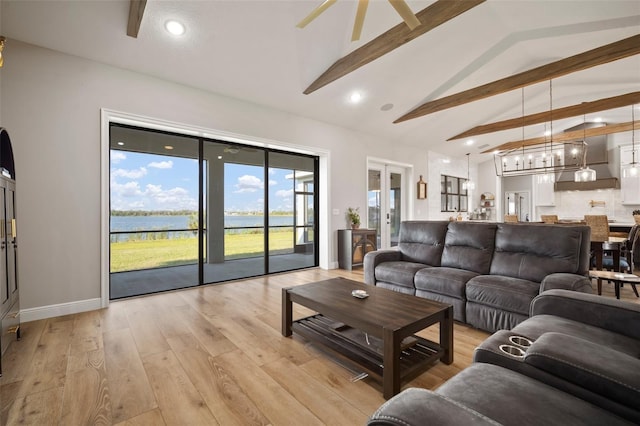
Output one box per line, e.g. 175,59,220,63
540,273,593,293
530,289,640,340
524,332,640,411
367,388,500,426
363,249,402,285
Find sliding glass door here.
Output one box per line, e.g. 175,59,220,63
109,124,319,299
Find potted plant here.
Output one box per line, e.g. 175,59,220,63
346,207,361,229
633,209,640,225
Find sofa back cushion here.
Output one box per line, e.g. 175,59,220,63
398,221,449,265
490,223,588,282
441,222,497,274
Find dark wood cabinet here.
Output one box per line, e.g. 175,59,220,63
338,229,377,270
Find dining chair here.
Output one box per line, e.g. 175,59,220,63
540,215,558,224
504,214,518,223
585,215,633,296
584,215,610,242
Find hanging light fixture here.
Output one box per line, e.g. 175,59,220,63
462,153,475,190
574,112,597,182
622,104,638,178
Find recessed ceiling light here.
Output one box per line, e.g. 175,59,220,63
544,130,552,136
349,91,363,104
465,139,474,146
164,145,174,150
217,155,223,160
165,20,185,36
442,159,451,164
593,117,603,123
117,141,125,146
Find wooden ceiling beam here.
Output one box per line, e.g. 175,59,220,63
127,0,147,38
448,91,640,140
482,120,640,153
395,33,640,123
303,0,485,95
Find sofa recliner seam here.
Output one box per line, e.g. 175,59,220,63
526,351,640,392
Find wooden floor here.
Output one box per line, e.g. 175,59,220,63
1,268,638,425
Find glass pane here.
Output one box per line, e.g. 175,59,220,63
368,169,382,248
440,175,446,193
460,195,468,212
204,144,266,283
441,194,447,212
460,179,467,196
268,152,315,273
389,172,401,247
109,125,199,299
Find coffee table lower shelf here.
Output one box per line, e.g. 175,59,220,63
292,314,443,382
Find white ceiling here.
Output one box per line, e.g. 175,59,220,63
2,0,639,164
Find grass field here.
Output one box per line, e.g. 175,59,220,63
110,230,295,272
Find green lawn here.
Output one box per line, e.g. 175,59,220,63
110,230,295,272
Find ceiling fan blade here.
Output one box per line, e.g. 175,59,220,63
387,0,421,30
296,0,338,29
351,0,370,41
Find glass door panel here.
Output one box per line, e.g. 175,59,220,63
268,152,316,273
109,125,199,299
389,171,402,247
367,169,382,248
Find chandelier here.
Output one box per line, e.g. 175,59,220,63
622,104,638,178
494,140,587,178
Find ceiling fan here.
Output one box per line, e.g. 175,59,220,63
297,0,421,42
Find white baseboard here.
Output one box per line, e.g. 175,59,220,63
20,298,103,322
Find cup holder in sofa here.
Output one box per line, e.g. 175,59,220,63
499,344,525,358
509,335,533,348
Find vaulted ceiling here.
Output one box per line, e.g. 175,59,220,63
2,0,639,164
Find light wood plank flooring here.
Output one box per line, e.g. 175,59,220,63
1,268,638,425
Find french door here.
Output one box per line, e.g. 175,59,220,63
367,162,406,249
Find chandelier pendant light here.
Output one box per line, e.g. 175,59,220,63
574,112,597,182
462,153,475,191
622,104,638,178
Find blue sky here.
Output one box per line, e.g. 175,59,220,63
110,150,294,212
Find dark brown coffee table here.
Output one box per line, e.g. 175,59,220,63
282,277,453,399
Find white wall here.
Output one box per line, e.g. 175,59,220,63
2,41,430,317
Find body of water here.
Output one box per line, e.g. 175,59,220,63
111,214,294,232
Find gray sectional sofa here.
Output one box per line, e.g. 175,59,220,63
368,290,640,425
364,221,592,332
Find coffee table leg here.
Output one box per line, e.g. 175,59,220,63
441,306,454,364
282,288,292,337
383,327,401,399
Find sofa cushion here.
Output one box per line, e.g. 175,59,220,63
374,261,427,289
466,275,539,315
524,332,640,411
490,223,585,282
397,221,449,265
512,314,640,358
441,222,496,274
435,364,631,426
415,267,477,299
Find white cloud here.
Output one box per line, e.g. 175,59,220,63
111,181,197,210
276,189,293,198
269,179,277,186
111,181,143,197
235,174,263,193
112,167,147,179
111,152,126,164
148,160,173,169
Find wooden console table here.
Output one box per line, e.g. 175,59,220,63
338,228,377,270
